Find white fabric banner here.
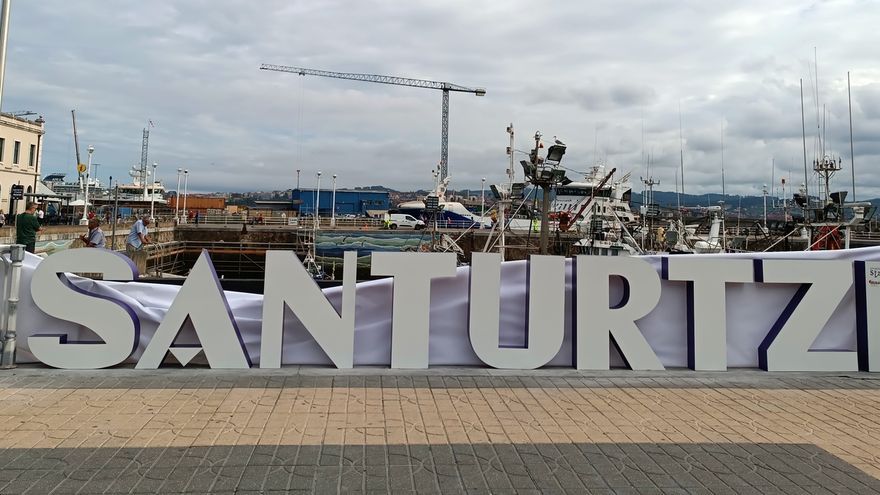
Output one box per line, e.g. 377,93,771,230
10,246,880,368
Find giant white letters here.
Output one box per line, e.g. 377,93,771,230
664,257,754,370
757,259,856,372
136,251,251,369
17,248,880,371
371,252,457,368
261,251,356,368
468,253,565,369
575,256,663,370
29,249,139,369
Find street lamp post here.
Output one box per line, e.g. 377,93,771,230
480,177,486,229
762,183,768,233
315,171,322,230
181,169,189,224
331,174,337,228
175,168,182,223
149,162,157,220
296,169,301,190
80,145,94,225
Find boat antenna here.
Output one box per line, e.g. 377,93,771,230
814,47,821,160
721,119,726,251
720,119,726,199
641,109,646,181
678,100,686,205
675,157,684,219
800,79,810,223
674,165,680,214
848,71,856,201
822,103,827,160
771,157,775,207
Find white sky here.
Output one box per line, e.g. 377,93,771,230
5,1,880,197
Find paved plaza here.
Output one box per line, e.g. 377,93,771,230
0,367,878,494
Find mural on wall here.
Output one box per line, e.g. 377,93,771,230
315,232,430,259
36,239,75,256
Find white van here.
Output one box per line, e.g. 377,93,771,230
389,213,426,230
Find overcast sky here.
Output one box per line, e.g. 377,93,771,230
4,0,880,197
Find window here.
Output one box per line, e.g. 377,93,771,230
0,138,4,162
13,141,20,165
28,144,35,167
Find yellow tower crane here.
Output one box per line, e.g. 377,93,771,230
260,64,486,181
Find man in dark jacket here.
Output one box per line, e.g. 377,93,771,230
16,202,42,253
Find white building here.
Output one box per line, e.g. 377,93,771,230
0,113,45,216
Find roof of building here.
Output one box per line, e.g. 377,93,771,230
293,188,389,194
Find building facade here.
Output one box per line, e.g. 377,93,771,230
0,113,45,216
291,188,389,217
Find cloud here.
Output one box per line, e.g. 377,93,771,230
3,0,880,198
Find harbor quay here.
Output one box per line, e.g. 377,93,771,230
0,368,877,494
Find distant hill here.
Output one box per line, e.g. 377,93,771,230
630,190,880,218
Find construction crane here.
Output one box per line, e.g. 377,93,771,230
260,64,486,181
71,110,83,191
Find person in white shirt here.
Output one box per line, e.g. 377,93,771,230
125,216,152,274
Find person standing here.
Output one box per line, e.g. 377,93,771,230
36,208,45,224
125,215,152,274
0,210,6,228
16,202,42,254
80,218,106,249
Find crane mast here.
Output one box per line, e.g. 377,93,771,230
71,110,83,192
260,64,486,181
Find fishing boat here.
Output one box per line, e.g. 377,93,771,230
43,170,167,205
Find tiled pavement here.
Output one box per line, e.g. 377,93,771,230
0,368,878,494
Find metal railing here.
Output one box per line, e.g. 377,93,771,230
178,215,494,231
181,215,385,228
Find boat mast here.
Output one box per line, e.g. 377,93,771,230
848,71,856,201
720,119,726,251
678,101,686,205
800,79,810,225
771,158,775,208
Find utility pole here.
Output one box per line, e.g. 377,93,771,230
150,162,157,220
0,0,11,112
110,177,119,250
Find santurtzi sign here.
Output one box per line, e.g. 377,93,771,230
16,248,880,372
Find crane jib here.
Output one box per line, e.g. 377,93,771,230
259,64,485,95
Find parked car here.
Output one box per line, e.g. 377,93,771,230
389,213,426,230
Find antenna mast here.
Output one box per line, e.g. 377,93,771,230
679,101,686,204
800,79,810,223
140,128,149,201
848,71,856,201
